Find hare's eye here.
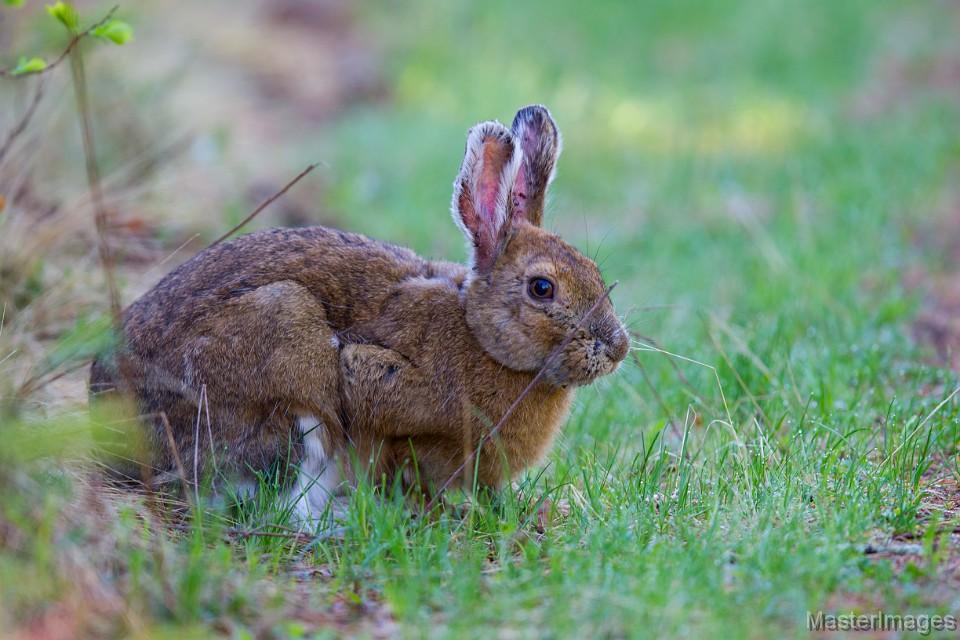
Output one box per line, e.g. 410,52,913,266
527,277,555,301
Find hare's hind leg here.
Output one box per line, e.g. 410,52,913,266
187,280,347,519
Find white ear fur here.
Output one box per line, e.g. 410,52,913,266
450,121,522,272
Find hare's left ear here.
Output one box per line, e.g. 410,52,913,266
510,105,562,227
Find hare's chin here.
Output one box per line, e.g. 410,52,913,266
551,359,620,387
602,358,623,377
546,369,596,388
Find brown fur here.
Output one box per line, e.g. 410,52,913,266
90,105,628,495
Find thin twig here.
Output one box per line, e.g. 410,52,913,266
66,24,122,327
159,411,193,501
0,6,118,79
0,78,45,165
209,163,319,248
425,282,618,511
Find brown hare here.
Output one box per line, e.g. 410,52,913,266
90,105,629,520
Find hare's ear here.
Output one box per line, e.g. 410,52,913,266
510,105,562,227
451,121,521,273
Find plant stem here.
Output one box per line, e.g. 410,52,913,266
68,39,122,326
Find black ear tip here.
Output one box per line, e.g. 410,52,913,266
511,104,556,133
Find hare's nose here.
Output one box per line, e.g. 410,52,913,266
607,326,629,362
593,319,629,363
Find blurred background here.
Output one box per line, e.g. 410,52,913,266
2,0,960,636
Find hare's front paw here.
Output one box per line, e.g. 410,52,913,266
339,342,443,438
340,344,408,387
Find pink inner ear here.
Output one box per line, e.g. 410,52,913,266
477,139,509,225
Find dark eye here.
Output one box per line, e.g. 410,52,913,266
527,277,555,300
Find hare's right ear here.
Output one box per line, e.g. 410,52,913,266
451,121,521,274
510,105,562,227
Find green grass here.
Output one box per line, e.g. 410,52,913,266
3,0,960,637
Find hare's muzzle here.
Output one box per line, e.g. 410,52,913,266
593,317,630,365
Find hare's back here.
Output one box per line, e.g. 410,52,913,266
124,226,434,340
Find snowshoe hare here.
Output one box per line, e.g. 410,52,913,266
90,105,629,519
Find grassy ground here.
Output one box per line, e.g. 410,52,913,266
2,0,960,637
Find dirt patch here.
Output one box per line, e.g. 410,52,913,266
860,460,960,608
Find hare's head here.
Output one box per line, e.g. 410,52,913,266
454,105,628,387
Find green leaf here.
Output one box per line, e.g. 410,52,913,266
4,0,26,8
92,19,133,45
11,56,47,76
46,1,79,33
